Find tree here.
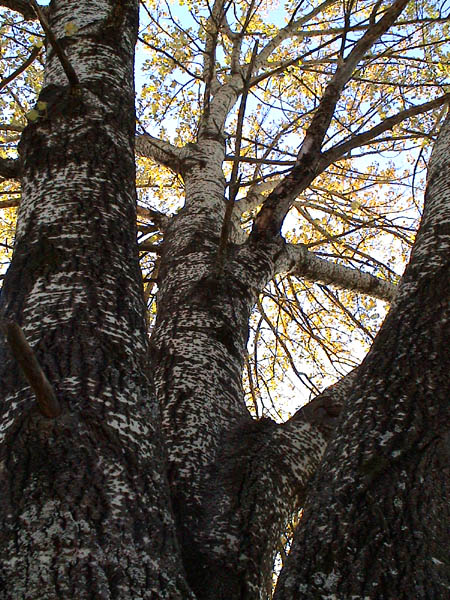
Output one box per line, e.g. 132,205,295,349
0,0,448,598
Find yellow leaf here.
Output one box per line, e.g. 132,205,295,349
64,22,78,36
26,109,40,122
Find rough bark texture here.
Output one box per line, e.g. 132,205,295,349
0,1,448,599
273,115,450,599
0,1,190,598
150,131,331,599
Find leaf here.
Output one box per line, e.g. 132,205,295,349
26,109,40,122
64,22,78,36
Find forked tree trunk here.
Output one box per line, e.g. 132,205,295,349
0,2,448,599
273,115,450,599
151,133,338,600
0,1,189,597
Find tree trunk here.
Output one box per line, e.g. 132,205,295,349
273,115,450,599
1,2,448,599
0,1,189,597
151,134,345,599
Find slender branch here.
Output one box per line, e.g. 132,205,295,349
138,36,200,81
276,243,397,302
135,134,187,171
202,0,226,115
2,320,61,418
216,41,258,273
0,123,25,132
257,296,318,389
251,0,410,240
138,241,162,253
0,46,41,91
29,0,79,87
253,0,340,71
0,157,21,180
321,93,450,166
137,205,171,230
0,198,20,209
225,155,295,166
295,0,410,163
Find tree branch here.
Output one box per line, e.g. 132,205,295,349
0,0,36,20
135,134,187,171
137,36,200,81
137,205,171,230
0,123,24,132
0,46,41,91
197,369,357,597
29,0,79,87
321,93,450,166
251,0,410,241
2,321,61,418
277,243,397,302
253,0,340,71
0,198,20,209
215,41,258,273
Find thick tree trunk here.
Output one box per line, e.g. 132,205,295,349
151,134,344,599
0,2,189,598
3,3,445,599
273,115,450,599
151,135,277,595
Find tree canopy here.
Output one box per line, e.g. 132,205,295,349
1,0,449,420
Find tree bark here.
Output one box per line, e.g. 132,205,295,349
273,114,450,599
0,1,190,597
150,128,351,598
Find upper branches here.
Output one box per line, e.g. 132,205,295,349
251,0,411,240
135,134,187,171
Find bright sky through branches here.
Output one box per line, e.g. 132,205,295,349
1,0,449,419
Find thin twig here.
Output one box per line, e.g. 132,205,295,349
30,0,79,87
2,320,61,418
0,45,41,91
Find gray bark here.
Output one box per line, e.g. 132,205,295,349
273,114,450,599
0,1,190,597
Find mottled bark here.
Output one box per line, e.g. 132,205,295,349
273,115,450,599
150,134,277,593
0,1,190,598
150,131,337,598
189,372,354,600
